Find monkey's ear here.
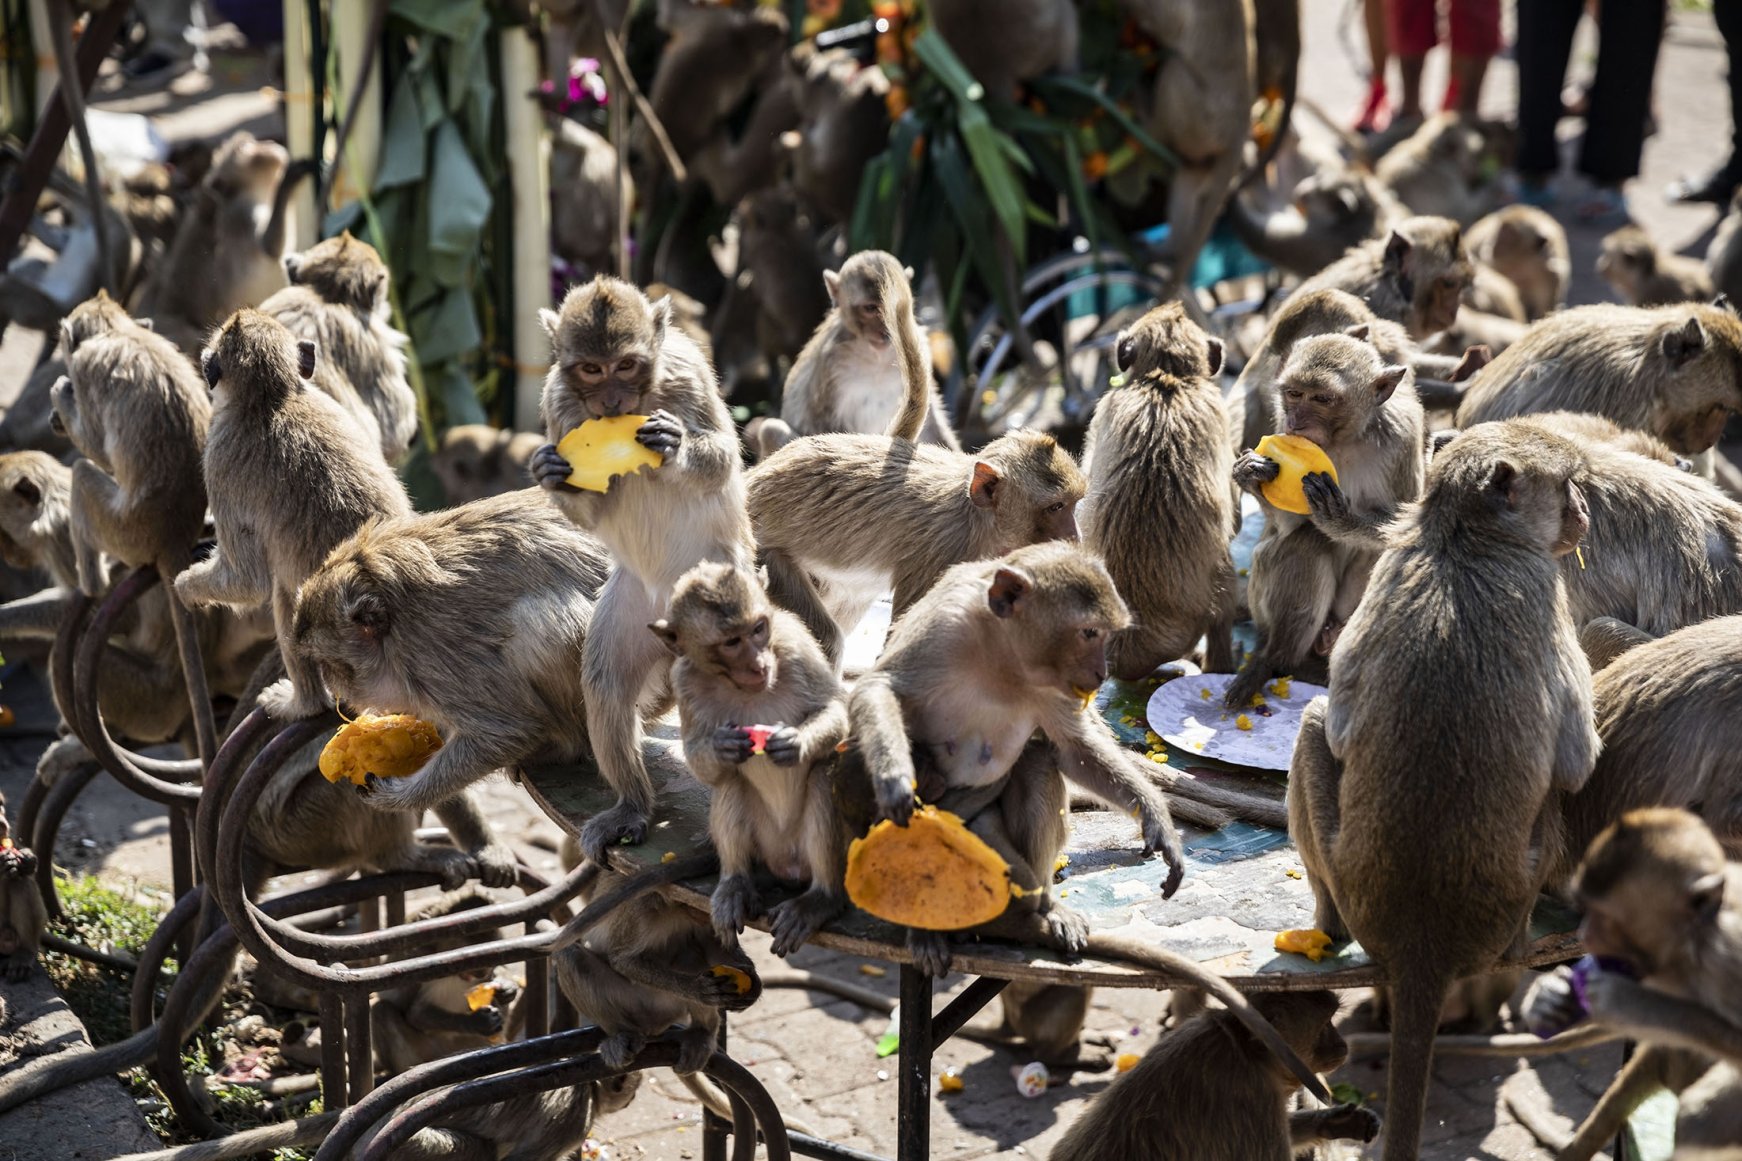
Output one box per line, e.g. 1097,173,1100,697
1371,365,1408,405
1203,336,1224,377
1428,429,1459,459
1383,230,1412,271
903,265,916,282
1452,345,1492,383
1691,870,1726,922
987,567,1031,619
283,254,303,282
649,296,673,344
968,462,1002,509
348,591,391,640
822,269,842,306
647,620,681,655
1487,460,1521,509
1713,293,1736,316
1344,322,1372,344
1335,187,1359,216
296,340,318,380
12,476,41,506
538,308,562,337
1662,318,1707,368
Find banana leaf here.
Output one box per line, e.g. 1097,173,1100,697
1029,73,1181,173
425,121,492,288
375,73,427,189
931,132,1020,355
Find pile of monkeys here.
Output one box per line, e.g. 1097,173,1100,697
3,156,1742,1158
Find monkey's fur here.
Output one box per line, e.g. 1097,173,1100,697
1048,990,1380,1161
51,294,210,595
782,45,893,226
1709,191,1742,307
1598,224,1716,307
1525,810,1742,1160
1227,329,1426,707
928,0,1078,99
531,275,755,864
653,562,850,957
259,231,417,465
1462,204,1568,321
0,793,45,983
1080,302,1235,679
1229,164,1403,280
1291,215,1472,341
753,250,957,458
749,429,1084,667
175,309,412,722
1288,423,1598,1161
430,424,543,504
735,185,833,369
1456,303,1742,455
1373,113,1497,225
288,489,608,825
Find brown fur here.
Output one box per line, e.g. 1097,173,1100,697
1374,114,1497,224
647,2,789,168
0,793,45,983
1599,224,1716,307
1709,192,1742,307
1288,422,1598,1161
1292,215,1472,341
1456,303,1742,455
1230,163,1403,280
430,424,543,504
736,186,832,368
652,562,850,956
1462,205,1569,322
928,0,1078,99
1081,302,1236,679
782,46,892,226
550,116,629,277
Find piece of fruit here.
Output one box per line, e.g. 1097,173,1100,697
938,1067,965,1093
1015,1061,1050,1097
1235,714,1253,731
1255,433,1339,516
466,983,496,1011
746,724,775,755
711,965,753,995
318,714,443,786
846,805,1015,930
556,415,664,493
0,705,15,728
1115,1052,1140,1072
1274,928,1334,962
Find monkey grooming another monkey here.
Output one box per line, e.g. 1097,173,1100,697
752,249,958,459
1524,809,1742,1160
530,276,754,864
1290,215,1473,342
430,424,544,504
0,792,46,983
1081,301,1236,679
1049,990,1379,1161
1456,302,1742,456
1288,422,1598,1161
51,294,210,596
750,427,1084,667
175,309,411,721
1598,224,1716,307
653,562,850,956
1226,328,1426,708
259,231,418,465
1462,204,1569,321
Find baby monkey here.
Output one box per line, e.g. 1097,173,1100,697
652,561,850,956
0,792,45,983
1598,224,1715,307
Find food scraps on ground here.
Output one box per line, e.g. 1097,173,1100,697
1274,928,1334,962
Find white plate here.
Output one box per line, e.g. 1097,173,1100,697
1144,672,1328,772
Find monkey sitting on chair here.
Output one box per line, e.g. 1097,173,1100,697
0,792,46,984
653,561,850,956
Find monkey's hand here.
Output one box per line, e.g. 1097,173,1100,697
598,1031,644,1071
466,1005,505,1036
907,929,953,977
1301,472,1356,532
874,774,917,828
1520,966,1583,1038
711,874,761,941
1138,800,1186,899
762,725,803,766
1232,450,1282,495
712,724,754,766
1042,903,1090,957
1298,1104,1382,1144
470,842,519,889
530,443,583,493
1581,970,1660,1031
636,410,684,458
258,677,329,721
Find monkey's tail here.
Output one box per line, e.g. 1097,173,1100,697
1081,933,1332,1105
107,1112,339,1161
0,1027,157,1114
550,853,720,951
677,1071,824,1138
1144,768,1288,830
1374,962,1453,1161
884,301,930,444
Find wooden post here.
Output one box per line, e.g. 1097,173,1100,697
326,0,381,213
280,0,319,248
501,25,552,431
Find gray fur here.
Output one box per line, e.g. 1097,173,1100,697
1463,204,1568,321
1290,214,1471,341
1599,224,1715,307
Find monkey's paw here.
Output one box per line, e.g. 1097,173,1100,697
411,845,474,891
1520,967,1582,1038
530,444,582,492
768,890,843,958
471,843,519,889
1301,472,1352,528
700,965,759,1012
1321,1104,1382,1143
1581,970,1653,1029
468,1005,505,1036
1232,450,1282,493
598,1032,644,1071
674,1027,715,1075
1043,904,1090,957
635,410,684,457
711,875,760,940
908,929,953,977
762,725,803,767
258,678,328,721
579,802,649,865
36,737,92,787
1220,664,1267,712
874,776,917,828
711,724,754,766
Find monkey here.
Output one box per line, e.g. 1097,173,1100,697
0,285,147,458
1048,990,1380,1161
0,792,46,984
646,1,790,169
1461,204,1569,323
1456,302,1742,456
550,115,628,279
1523,809,1742,1161
1708,190,1742,307
529,275,755,864
1228,164,1403,280
928,0,1078,100
286,489,608,831
651,561,850,956
0,452,78,593
258,231,418,465
1372,113,1498,225
1598,224,1717,307
781,45,892,226
1464,261,1528,323
644,281,714,364
748,426,1084,668
735,185,833,369
1225,328,1426,708
49,296,210,595
751,249,958,460
1287,420,1598,1161
554,866,761,1076
1080,301,1236,679
429,424,543,504
133,132,310,358
173,309,411,722
1290,215,1473,342
1506,410,1688,469
687,56,802,212
1425,304,1530,361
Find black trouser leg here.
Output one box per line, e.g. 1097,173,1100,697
1515,0,1585,178
1715,0,1742,176
1577,0,1666,183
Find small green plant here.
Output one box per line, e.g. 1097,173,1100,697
42,876,167,1047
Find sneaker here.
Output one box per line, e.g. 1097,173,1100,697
1573,186,1630,226
1666,165,1742,205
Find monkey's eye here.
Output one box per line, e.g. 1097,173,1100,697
580,362,603,376
203,355,222,388
616,357,640,374
1283,388,1303,401
1080,627,1100,641
723,635,742,648
1045,502,1066,514
1312,393,1333,405
752,617,769,638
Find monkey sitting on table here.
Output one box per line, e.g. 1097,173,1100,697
0,792,45,985
653,561,850,956
1523,809,1742,1161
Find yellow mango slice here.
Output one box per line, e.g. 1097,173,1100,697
466,983,497,1011
710,965,753,995
1274,928,1334,962
557,415,664,493
1255,433,1339,516
846,805,1014,931
1115,1052,1140,1073
318,714,444,786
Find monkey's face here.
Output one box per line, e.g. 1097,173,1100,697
48,372,106,470
1547,476,1589,557
847,292,891,348
1575,810,1727,982
699,611,776,692
595,1071,643,1116
213,138,289,203
1415,263,1469,337
291,570,390,703
560,347,658,419
978,435,1084,549
988,548,1130,698
1277,373,1343,447
0,465,45,569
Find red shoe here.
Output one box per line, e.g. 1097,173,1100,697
1354,79,1390,134
1441,77,1461,113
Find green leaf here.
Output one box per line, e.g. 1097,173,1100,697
1030,74,1181,172
375,73,428,190
411,287,483,365
932,133,1021,344
390,0,486,41
957,104,1026,267
424,121,492,287
911,30,984,105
